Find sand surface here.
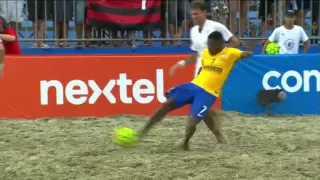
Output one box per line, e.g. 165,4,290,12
0,113,319,180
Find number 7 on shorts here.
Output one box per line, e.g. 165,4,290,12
197,105,208,117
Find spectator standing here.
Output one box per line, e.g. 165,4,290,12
229,0,248,36
262,10,310,54
259,0,275,44
0,17,21,55
168,0,193,46
290,0,319,44
170,0,240,77
259,0,286,44
51,0,73,47
292,0,312,26
0,0,24,31
27,0,50,48
75,0,92,48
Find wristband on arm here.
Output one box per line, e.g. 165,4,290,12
177,60,186,66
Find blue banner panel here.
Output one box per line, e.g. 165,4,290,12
222,54,320,115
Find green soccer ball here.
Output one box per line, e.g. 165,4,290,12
266,42,280,55
113,127,137,146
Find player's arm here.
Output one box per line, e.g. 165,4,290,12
176,26,198,66
240,51,253,59
262,28,279,54
169,51,197,76
0,34,16,42
169,28,198,76
174,51,197,67
226,36,240,48
233,48,252,60
179,51,198,66
300,27,310,54
224,30,240,48
215,22,240,47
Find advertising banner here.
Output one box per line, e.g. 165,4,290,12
1,54,318,118
1,55,221,119
222,54,320,115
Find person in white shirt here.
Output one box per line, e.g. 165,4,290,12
167,1,240,144
0,0,24,31
262,10,310,54
170,1,240,77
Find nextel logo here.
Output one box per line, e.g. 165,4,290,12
40,69,167,105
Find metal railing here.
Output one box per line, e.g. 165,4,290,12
0,0,319,47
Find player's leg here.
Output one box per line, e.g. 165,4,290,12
139,98,177,139
139,84,194,139
182,88,216,150
203,110,227,144
195,67,226,143
183,115,201,150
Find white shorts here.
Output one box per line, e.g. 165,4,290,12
0,1,24,22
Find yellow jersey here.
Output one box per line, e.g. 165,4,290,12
191,47,242,97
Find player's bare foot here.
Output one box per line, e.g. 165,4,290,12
180,142,190,151
137,130,146,141
217,137,227,144
213,132,227,144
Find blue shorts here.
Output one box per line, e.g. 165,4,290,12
167,83,217,120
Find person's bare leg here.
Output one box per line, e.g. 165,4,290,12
169,23,175,44
239,1,248,36
203,110,227,144
120,30,126,46
75,24,83,47
85,25,92,47
62,22,69,45
96,28,103,46
229,1,238,34
142,31,152,46
260,21,267,45
54,23,61,46
110,30,118,47
39,19,46,46
182,115,200,150
0,43,4,77
175,19,191,45
9,21,20,32
160,20,170,46
32,21,38,46
296,9,305,26
139,99,177,139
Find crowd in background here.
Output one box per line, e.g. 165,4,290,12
0,0,319,48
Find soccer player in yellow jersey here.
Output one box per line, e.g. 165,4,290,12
139,31,252,150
